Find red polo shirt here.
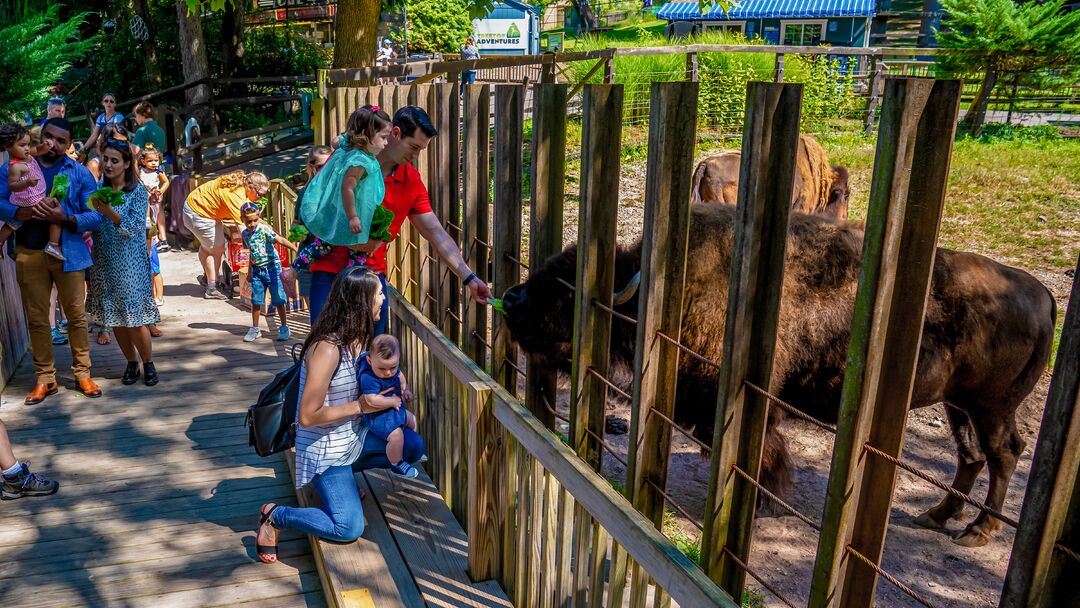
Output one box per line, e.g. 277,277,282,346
309,161,432,275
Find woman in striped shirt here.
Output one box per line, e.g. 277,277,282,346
255,267,425,562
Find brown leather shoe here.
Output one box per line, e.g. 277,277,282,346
77,378,102,398
24,383,58,405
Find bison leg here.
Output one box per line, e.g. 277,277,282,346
954,409,1025,548
914,404,985,531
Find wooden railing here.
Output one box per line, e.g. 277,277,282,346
0,256,28,391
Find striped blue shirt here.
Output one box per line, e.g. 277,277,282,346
293,347,368,488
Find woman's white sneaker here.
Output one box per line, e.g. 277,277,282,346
244,327,262,342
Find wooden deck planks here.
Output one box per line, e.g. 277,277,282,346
364,468,513,608
0,251,320,607
285,451,425,608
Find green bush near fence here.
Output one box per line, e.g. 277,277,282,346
567,31,861,132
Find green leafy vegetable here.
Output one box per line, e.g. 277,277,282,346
49,174,70,200
369,204,395,243
488,298,507,316
287,224,310,243
88,187,124,208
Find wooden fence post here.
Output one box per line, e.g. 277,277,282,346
570,82,623,473
603,57,616,84
492,85,526,395
1000,255,1080,608
568,84,623,606
467,382,503,582
699,81,803,597
624,80,700,606
774,53,785,83
526,83,569,429
863,56,884,133
434,82,460,344
686,52,699,83
809,77,962,608
462,84,492,369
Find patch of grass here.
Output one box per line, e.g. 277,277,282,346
662,510,701,564
742,589,768,608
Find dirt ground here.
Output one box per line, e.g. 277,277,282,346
542,151,1076,607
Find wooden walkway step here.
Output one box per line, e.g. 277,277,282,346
286,453,512,608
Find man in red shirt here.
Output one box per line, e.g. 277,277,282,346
307,107,492,333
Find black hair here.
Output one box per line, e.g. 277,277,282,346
393,106,437,139
42,117,74,137
102,138,138,192
0,124,30,150
302,267,382,356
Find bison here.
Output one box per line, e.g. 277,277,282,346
501,203,1055,547
692,135,852,219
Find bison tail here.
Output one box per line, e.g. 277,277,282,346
759,426,794,499
691,160,707,205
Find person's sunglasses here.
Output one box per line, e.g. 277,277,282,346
308,160,326,170
103,99,116,104
105,137,130,151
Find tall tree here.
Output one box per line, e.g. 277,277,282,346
333,0,383,70
0,6,95,121
131,0,163,91
176,0,215,134
220,0,245,80
938,0,1080,135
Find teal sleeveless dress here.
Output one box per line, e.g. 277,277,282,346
300,134,385,247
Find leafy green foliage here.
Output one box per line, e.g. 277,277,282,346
369,204,395,242
938,0,1080,73
49,174,70,201
569,30,855,132
0,6,96,121
89,187,125,208
398,0,474,54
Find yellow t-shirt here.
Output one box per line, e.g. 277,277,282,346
186,178,246,223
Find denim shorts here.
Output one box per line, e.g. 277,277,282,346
250,263,287,308
363,407,408,441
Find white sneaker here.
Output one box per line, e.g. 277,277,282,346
276,326,291,341
243,327,262,342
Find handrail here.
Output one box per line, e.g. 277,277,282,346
387,287,737,608
196,118,303,149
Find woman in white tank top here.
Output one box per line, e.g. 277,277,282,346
253,268,398,562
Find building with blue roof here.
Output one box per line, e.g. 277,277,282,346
472,0,541,55
658,0,876,47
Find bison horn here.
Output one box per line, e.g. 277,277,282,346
612,271,641,306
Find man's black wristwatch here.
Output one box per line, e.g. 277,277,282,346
462,271,478,286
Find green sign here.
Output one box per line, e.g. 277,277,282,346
507,23,521,38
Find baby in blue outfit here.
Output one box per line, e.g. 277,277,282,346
358,334,418,477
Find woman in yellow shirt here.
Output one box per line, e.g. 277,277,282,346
182,170,269,299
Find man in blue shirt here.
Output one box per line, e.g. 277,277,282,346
0,118,104,404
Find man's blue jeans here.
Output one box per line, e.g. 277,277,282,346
310,270,389,335
271,428,425,542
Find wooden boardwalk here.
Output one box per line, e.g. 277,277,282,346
0,251,324,607
0,250,512,608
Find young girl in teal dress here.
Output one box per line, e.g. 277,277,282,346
296,106,391,270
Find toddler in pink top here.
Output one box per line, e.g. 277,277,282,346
0,124,64,260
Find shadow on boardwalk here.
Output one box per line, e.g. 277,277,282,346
0,251,324,607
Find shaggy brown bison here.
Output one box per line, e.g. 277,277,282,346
692,135,851,219
501,203,1055,547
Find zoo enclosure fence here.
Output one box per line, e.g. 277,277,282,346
311,62,1080,608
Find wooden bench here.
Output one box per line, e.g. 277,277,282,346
286,453,511,608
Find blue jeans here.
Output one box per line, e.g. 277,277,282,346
271,465,365,542
309,270,389,335
270,427,426,542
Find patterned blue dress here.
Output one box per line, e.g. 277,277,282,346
87,184,161,328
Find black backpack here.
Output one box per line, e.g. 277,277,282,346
246,344,342,457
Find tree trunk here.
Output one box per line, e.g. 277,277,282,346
962,56,999,137
131,0,162,91
332,0,381,73
175,0,216,136
221,0,246,79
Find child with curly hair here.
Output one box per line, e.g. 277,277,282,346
0,124,64,260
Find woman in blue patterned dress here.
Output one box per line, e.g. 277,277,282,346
86,139,161,386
